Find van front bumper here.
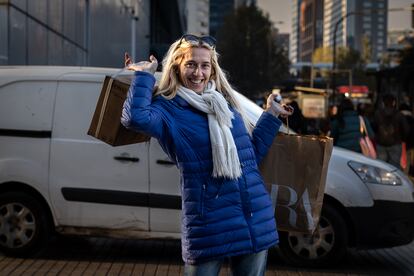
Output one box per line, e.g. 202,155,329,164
346,200,414,248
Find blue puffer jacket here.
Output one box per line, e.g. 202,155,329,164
123,71,281,264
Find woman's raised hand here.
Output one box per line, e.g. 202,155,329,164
265,93,294,118
124,52,158,74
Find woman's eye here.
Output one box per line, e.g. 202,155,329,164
185,63,196,69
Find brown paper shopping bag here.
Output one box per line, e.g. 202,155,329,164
259,133,333,233
88,75,150,146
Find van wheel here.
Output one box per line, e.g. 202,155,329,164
277,204,348,267
0,192,51,256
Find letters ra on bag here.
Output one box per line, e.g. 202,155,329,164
270,184,315,232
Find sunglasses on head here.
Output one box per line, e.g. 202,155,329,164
178,34,216,49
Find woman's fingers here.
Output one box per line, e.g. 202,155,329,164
268,93,276,103
284,105,294,114
147,55,158,73
124,52,132,67
280,105,294,117
149,55,157,63
265,93,276,110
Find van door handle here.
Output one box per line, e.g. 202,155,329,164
156,159,175,166
114,156,140,162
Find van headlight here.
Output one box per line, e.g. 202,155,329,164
348,161,402,186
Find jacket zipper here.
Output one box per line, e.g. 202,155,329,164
200,184,206,218
242,173,256,249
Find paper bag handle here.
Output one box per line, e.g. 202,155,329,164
359,116,368,136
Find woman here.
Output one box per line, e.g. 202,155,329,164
121,34,292,275
330,98,374,153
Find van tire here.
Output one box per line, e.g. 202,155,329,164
277,203,348,267
0,192,51,256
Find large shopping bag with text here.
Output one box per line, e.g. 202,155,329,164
259,133,333,233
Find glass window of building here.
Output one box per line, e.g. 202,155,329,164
0,5,7,65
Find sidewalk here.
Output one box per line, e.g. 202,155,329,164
1,237,414,275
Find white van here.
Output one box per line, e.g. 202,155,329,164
0,66,413,267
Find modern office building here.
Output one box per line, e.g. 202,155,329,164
290,0,301,64
385,29,414,67
299,0,324,62
291,0,388,64
0,0,185,67
209,0,255,38
323,0,388,63
388,29,414,50
290,0,324,64
186,0,209,36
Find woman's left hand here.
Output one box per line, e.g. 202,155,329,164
124,53,158,74
265,93,294,118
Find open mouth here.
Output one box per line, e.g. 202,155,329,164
189,79,203,85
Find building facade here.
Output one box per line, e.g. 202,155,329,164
290,0,301,64
291,0,388,64
209,0,255,38
0,0,185,67
299,0,324,62
322,0,388,63
186,0,209,36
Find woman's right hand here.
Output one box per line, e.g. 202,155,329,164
124,52,158,74
265,93,294,118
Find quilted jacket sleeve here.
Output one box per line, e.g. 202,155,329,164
121,71,166,139
251,111,282,164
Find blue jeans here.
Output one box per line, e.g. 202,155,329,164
184,250,268,276
377,144,402,169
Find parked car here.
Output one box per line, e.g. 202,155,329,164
0,66,413,267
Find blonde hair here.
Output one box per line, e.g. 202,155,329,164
155,37,253,133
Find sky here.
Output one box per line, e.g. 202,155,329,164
256,0,414,34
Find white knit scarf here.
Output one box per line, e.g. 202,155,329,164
176,81,241,179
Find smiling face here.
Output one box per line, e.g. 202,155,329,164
178,47,212,93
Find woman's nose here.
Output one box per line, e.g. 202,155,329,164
193,65,202,76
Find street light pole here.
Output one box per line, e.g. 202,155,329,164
131,0,139,62
84,0,90,65
121,0,140,61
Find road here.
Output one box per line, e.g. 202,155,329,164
0,237,413,275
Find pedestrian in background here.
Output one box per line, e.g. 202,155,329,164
357,102,375,125
373,94,409,169
121,34,293,275
400,103,414,176
320,104,338,136
330,98,375,153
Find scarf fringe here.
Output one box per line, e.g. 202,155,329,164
212,146,241,179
